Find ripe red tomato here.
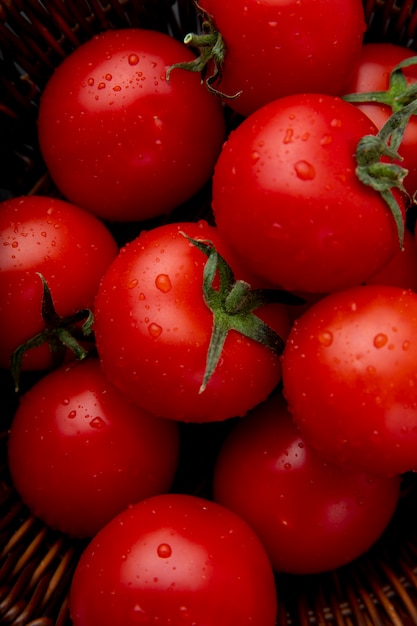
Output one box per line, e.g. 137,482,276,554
69,493,278,626
212,93,405,293
94,220,291,422
37,28,225,222
282,285,417,477
187,0,365,117
213,392,401,574
7,358,180,538
0,195,118,372
341,43,417,196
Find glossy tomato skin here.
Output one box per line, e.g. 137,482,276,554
0,195,118,371
282,285,417,477
200,0,365,116
341,43,417,196
94,220,291,422
212,93,405,293
7,358,180,538
69,493,277,626
213,393,401,574
37,28,225,222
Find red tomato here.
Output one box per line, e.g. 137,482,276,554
282,285,417,477
213,392,401,574
94,220,291,422
37,28,225,222
366,228,417,291
212,93,405,293
69,493,278,626
341,43,417,196
0,195,118,372
7,358,180,538
189,0,365,116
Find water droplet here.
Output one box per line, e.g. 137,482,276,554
294,160,315,180
127,278,138,289
283,128,294,144
157,543,172,558
87,77,94,86
98,82,106,90
373,333,388,349
155,274,172,293
318,330,333,347
403,340,411,351
128,53,139,65
113,85,122,92
330,118,342,128
90,416,105,429
68,410,77,419
284,462,292,470
62,398,70,406
320,134,333,145
148,323,162,338
105,73,112,81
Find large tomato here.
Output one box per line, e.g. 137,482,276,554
7,358,180,538
69,493,278,626
94,220,292,422
37,28,225,222
213,392,401,574
281,284,417,477
212,93,405,293
178,0,365,117
0,195,118,372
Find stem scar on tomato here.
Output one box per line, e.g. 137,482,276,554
11,273,94,392
166,1,241,100
181,233,304,393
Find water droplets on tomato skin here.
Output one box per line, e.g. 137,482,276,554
294,160,315,180
157,543,172,558
155,274,172,293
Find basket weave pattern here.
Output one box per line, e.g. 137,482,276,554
2,1,417,625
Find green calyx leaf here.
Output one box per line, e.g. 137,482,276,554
11,273,94,391
166,1,241,100
354,97,417,248
343,56,417,111
182,233,303,393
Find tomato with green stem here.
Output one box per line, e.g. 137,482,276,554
212,93,407,293
37,28,226,222
94,220,295,422
167,0,366,117
0,195,118,376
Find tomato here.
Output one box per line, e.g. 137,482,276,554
281,285,417,477
341,43,417,196
212,93,405,293
94,220,292,422
37,28,226,222
0,195,118,372
7,358,180,538
213,392,401,574
366,227,417,291
69,493,278,626
178,0,365,117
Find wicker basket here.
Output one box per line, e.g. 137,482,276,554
2,1,417,624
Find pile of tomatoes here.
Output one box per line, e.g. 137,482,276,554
2,0,417,624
